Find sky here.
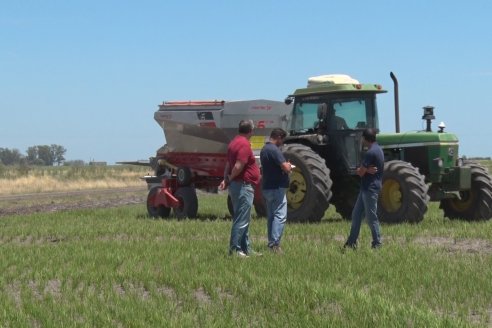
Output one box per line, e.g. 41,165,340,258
1,1,492,164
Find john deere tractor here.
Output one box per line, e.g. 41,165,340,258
282,73,492,223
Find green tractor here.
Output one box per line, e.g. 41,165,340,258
282,73,492,223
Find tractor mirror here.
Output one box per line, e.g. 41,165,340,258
284,97,293,105
317,103,328,119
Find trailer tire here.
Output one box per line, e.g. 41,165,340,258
378,160,429,223
147,187,171,218
440,161,492,220
282,143,332,223
174,187,198,219
177,167,192,186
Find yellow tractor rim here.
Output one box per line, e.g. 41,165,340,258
382,178,402,213
449,190,475,212
287,168,306,209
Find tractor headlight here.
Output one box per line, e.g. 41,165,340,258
434,157,443,168
456,158,464,167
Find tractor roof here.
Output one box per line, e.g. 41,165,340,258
291,74,387,97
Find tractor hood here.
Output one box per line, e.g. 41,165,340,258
377,131,460,174
377,131,459,147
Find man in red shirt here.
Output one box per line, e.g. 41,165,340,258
219,120,261,257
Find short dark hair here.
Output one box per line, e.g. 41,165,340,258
270,128,287,139
238,120,254,134
362,128,377,143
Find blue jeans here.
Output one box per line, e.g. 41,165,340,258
229,181,254,254
347,188,382,247
263,188,287,247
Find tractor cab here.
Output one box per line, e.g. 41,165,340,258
285,74,386,175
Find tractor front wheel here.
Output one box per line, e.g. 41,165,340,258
440,161,492,220
378,160,429,223
282,144,332,223
173,187,198,219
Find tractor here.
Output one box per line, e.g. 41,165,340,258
282,73,492,223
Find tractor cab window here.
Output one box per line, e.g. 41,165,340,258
290,95,378,133
291,102,319,132
330,98,376,130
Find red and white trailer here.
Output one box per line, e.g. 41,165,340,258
145,99,292,218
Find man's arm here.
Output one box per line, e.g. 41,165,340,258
357,165,377,177
281,161,292,174
219,162,231,190
229,160,246,180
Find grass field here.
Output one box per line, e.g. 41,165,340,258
1,191,492,327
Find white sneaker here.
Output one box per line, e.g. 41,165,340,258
236,251,249,258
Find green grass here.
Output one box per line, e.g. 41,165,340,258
1,194,492,327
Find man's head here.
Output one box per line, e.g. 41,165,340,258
269,128,287,146
238,120,254,137
362,128,377,145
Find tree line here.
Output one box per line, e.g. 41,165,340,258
0,144,66,166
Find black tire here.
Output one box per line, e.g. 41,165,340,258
440,161,492,220
282,144,332,222
227,194,234,216
177,167,192,186
378,160,429,223
330,176,360,220
173,187,198,219
147,187,171,218
254,201,267,217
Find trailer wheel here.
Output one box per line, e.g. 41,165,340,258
147,187,171,218
173,187,198,219
177,167,192,186
378,160,429,223
282,143,332,223
440,161,492,220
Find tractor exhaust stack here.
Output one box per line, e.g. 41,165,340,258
390,72,400,133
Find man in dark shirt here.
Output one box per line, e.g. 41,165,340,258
260,128,292,253
219,120,261,257
344,128,384,249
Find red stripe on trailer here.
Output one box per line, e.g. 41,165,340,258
158,152,227,177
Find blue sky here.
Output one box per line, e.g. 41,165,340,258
1,1,491,163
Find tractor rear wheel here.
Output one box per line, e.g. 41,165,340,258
379,160,429,223
173,187,198,219
147,187,171,218
282,144,332,222
440,161,492,220
330,176,360,220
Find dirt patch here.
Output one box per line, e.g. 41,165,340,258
194,287,212,305
44,279,62,298
413,237,492,254
0,187,147,218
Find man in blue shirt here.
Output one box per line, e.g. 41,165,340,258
260,128,292,253
344,128,384,249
